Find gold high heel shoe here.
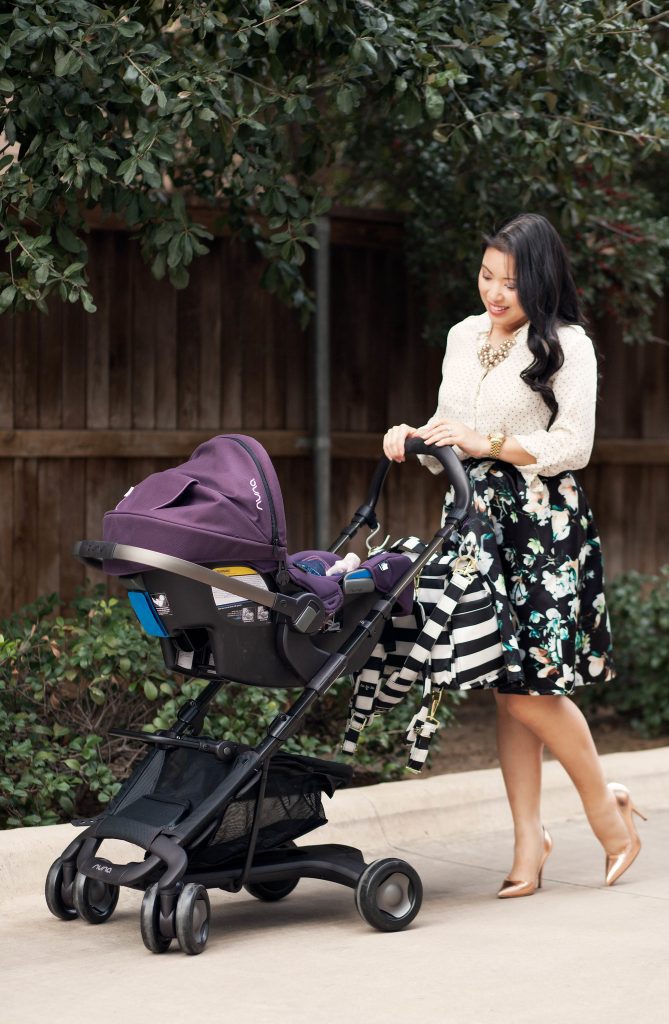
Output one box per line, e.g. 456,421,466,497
605,782,647,886
497,828,553,899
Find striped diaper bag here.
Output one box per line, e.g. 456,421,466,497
343,536,505,771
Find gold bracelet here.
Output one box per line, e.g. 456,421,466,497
488,433,505,460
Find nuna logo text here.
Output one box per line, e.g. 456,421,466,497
249,478,263,511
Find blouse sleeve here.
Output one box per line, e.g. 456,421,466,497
513,326,597,481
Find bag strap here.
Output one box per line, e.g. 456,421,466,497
341,642,388,754
342,558,475,762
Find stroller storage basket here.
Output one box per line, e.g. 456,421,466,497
193,751,352,867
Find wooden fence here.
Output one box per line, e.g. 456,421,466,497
0,209,668,617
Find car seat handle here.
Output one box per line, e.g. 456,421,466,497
73,541,326,631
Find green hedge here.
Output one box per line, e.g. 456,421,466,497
0,589,457,828
5,565,663,829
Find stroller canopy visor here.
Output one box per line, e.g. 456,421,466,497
103,435,288,572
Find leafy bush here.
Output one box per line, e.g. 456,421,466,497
577,567,669,737
1,2,667,333
0,589,455,827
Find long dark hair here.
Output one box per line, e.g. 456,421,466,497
483,213,586,429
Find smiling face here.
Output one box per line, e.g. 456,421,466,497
478,246,527,334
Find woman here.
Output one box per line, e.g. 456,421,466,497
383,213,646,898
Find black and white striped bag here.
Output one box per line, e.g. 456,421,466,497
343,536,505,771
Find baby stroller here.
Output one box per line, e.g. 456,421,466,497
44,434,471,955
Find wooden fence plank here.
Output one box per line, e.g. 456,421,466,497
218,239,244,428
176,273,201,430
197,241,223,431
0,461,14,612
107,233,133,428
61,299,87,429
0,313,13,429
13,458,38,608
153,274,178,430
13,311,38,428
130,245,157,430
86,232,113,428
37,460,61,596
38,301,63,429
58,459,86,599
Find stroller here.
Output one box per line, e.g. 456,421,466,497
44,434,471,955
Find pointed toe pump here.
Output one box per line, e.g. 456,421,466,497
605,782,647,887
498,828,553,899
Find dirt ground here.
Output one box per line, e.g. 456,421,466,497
423,688,669,777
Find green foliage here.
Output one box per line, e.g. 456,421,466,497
577,567,669,737
1,2,667,333
0,590,169,826
340,1,669,343
0,587,452,826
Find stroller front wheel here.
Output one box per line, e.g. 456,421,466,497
45,857,78,921
355,858,423,932
72,871,119,924
140,883,173,954
176,883,211,955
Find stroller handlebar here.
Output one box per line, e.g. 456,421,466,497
330,439,472,553
403,438,472,521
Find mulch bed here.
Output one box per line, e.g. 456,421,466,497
421,688,669,777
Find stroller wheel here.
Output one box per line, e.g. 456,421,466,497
244,877,299,902
72,871,119,924
355,858,423,932
176,883,211,955
140,883,173,954
45,857,78,921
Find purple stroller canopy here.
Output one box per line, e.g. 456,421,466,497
103,435,288,572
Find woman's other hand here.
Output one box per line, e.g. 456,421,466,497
383,423,418,462
415,419,488,459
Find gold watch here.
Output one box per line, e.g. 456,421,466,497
488,433,505,460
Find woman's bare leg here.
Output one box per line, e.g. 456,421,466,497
494,691,546,881
497,692,629,860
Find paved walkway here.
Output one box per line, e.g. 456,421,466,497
2,748,668,1024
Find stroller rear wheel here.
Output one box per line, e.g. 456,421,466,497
140,883,173,954
244,877,299,902
176,883,211,955
355,858,423,932
244,840,299,901
72,871,119,924
45,857,78,921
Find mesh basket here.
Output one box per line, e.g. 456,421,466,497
189,750,352,868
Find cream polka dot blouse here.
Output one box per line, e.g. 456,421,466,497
420,312,597,489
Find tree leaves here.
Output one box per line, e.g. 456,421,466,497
0,0,667,328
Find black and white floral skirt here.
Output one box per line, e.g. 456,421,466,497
443,459,615,696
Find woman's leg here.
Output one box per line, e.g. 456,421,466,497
498,692,629,856
494,691,546,881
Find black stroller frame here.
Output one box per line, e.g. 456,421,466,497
45,441,472,954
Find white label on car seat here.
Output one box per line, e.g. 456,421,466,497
210,566,269,608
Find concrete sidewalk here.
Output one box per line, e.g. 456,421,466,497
2,747,669,1024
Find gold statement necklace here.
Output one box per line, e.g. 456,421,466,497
477,331,517,370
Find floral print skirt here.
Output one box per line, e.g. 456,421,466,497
443,459,615,696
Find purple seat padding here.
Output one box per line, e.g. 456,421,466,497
287,550,413,616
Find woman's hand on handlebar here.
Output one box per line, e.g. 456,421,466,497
383,423,418,462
